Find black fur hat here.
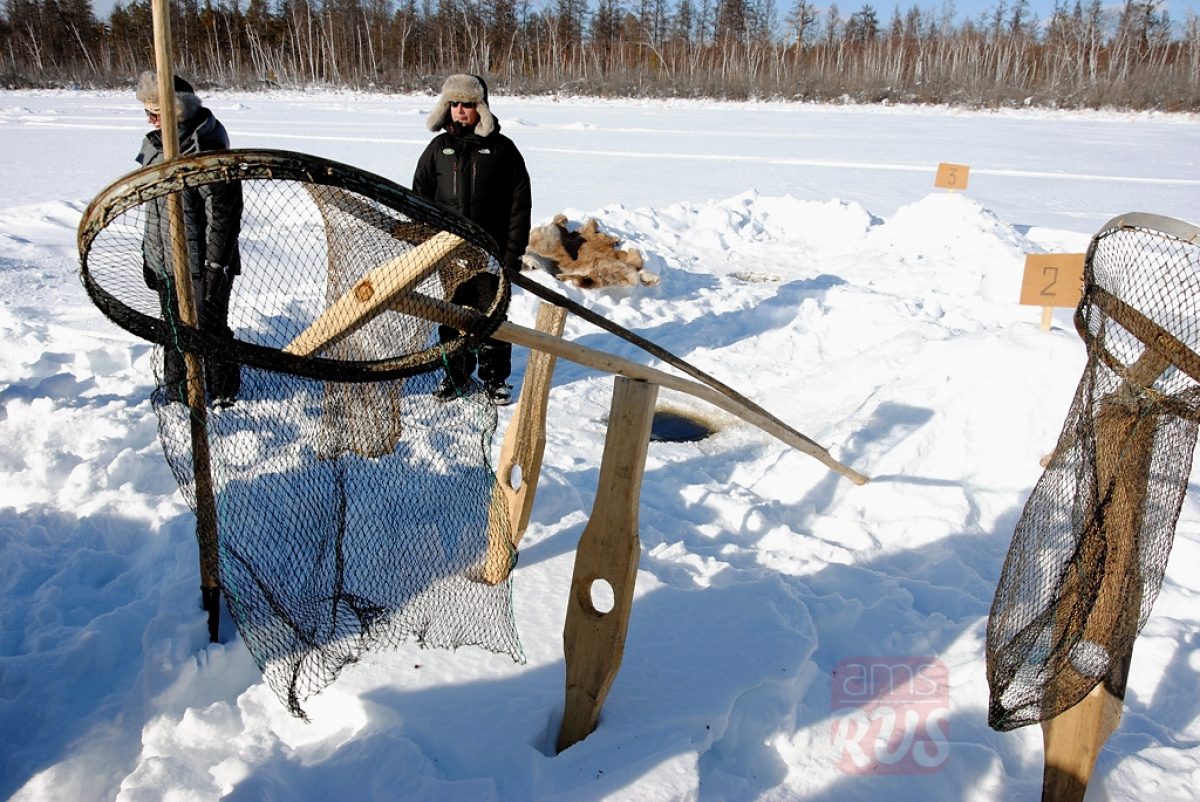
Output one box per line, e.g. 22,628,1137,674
426,73,495,136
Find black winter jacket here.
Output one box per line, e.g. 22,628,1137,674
138,107,242,281
412,120,531,272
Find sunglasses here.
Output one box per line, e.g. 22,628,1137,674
145,108,161,121
449,101,477,109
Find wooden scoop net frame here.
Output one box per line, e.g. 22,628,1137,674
275,160,867,751
99,2,866,754
80,140,868,752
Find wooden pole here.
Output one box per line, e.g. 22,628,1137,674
1040,350,1166,801
285,266,867,485
476,303,567,585
556,377,658,753
152,0,222,642
1041,660,1128,802
291,289,867,485
405,292,873,485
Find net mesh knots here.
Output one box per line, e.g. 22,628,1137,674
78,150,522,718
986,212,1200,731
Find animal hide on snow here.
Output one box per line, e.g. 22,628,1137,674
522,215,660,289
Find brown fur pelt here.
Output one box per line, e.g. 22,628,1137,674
523,214,660,289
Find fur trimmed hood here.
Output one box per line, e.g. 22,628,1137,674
136,70,202,122
426,73,496,137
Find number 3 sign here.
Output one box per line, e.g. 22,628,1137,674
934,163,970,191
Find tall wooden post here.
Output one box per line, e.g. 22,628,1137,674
557,377,658,753
1041,657,1129,801
1040,351,1165,801
152,0,222,642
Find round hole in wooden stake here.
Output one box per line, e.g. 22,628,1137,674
510,464,523,491
589,578,615,614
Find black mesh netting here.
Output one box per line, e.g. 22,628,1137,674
78,150,523,717
987,212,1200,731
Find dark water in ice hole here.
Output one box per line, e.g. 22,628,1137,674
650,410,717,442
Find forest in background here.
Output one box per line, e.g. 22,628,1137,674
2,0,1197,110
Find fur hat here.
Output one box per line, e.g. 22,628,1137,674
136,70,201,122
426,73,495,137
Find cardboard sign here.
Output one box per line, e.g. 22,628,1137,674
934,163,970,191
1019,253,1085,308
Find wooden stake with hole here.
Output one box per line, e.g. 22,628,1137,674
557,377,658,753
152,0,222,642
476,303,567,585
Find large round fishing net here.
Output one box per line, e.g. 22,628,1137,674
78,150,521,717
987,212,1200,731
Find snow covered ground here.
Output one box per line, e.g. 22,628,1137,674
1,90,1198,801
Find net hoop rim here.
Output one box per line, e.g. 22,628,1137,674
1092,211,1200,246
78,148,509,383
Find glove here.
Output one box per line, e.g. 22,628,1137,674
143,257,164,291
202,260,232,304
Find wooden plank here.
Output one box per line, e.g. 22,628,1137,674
1092,287,1200,386
556,377,658,752
474,303,567,585
283,230,463,356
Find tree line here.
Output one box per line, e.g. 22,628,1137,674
2,0,1197,110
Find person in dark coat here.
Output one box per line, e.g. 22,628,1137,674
136,70,242,406
413,73,532,406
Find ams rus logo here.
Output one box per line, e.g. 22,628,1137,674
830,657,950,775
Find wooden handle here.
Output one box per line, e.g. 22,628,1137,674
288,261,867,485
388,290,868,485
284,231,463,356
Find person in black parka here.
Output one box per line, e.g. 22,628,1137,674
136,70,242,406
413,73,532,405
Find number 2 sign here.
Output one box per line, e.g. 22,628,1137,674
1020,253,1085,307
1020,253,1085,329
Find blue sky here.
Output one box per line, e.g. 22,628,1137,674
90,0,1200,31
815,0,1200,26
944,0,1198,24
